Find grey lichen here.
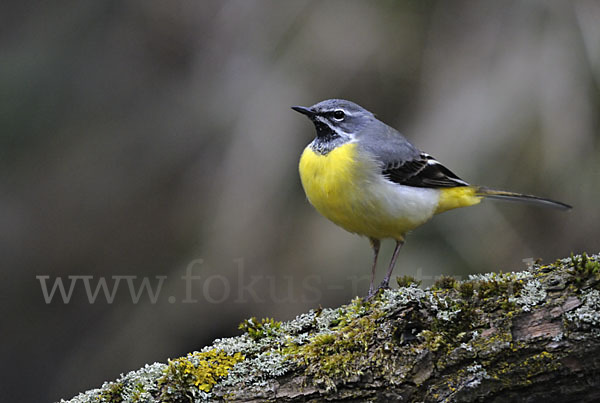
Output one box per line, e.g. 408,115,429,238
378,285,426,311
566,289,600,327
61,362,166,403
467,270,531,283
464,362,489,389
509,279,547,312
219,351,292,388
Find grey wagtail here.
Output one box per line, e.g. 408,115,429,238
292,99,571,297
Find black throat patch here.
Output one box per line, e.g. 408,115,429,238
310,120,345,155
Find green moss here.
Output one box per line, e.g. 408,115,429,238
420,329,445,352
429,299,476,354
396,275,421,288
433,275,457,290
238,317,281,341
499,299,516,311
476,275,522,300
471,328,512,353
458,282,474,299
100,382,123,403
462,272,527,317
291,303,384,390
298,316,374,375
158,349,244,400
419,274,528,369
128,382,146,402
489,350,561,387
569,252,600,286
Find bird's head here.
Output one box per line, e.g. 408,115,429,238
292,99,375,146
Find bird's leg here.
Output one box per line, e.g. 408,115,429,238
367,238,381,298
380,239,405,290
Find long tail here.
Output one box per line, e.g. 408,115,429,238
475,186,572,210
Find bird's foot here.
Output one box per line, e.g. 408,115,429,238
366,282,391,301
379,279,391,290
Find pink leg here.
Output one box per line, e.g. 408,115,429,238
380,240,404,289
367,238,380,297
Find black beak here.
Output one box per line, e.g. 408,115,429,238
291,105,315,117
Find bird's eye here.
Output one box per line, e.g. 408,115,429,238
332,110,345,121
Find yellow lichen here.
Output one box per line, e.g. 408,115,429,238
158,349,245,397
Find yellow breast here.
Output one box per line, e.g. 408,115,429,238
298,142,480,240
299,142,365,230
298,142,432,240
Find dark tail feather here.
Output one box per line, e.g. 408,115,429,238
475,187,572,210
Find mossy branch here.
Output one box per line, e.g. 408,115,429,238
63,253,600,402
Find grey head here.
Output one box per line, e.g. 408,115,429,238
292,99,377,154
292,98,422,165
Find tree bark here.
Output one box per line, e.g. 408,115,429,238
62,253,600,403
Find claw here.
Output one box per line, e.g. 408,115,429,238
366,285,385,301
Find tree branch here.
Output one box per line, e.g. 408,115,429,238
62,253,600,403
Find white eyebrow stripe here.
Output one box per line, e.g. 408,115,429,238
314,115,353,137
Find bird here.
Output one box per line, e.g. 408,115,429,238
292,99,571,298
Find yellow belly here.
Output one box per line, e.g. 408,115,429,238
298,143,439,240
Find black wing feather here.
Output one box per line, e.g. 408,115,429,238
382,153,468,188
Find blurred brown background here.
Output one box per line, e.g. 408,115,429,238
1,1,599,401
